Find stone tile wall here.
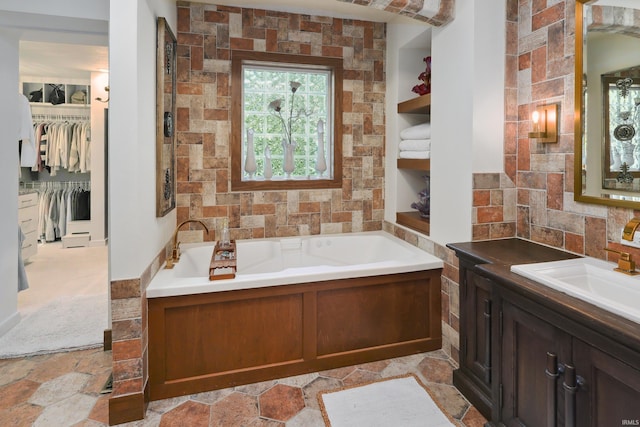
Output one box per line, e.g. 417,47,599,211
383,221,460,362
515,0,637,260
175,1,387,240
440,0,640,365
108,246,166,424
336,0,455,26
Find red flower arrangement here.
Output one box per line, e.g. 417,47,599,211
411,56,431,96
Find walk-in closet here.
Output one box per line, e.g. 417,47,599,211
3,37,110,357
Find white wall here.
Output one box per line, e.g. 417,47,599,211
91,72,109,245
0,28,20,336
108,0,176,280
472,0,506,172
430,0,505,245
384,23,432,224
0,0,108,19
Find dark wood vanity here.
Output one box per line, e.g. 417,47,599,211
448,238,640,426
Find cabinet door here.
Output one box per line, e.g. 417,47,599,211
454,264,496,419
573,339,640,426
463,269,493,389
500,300,571,427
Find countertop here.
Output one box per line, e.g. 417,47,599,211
447,238,579,266
448,238,640,356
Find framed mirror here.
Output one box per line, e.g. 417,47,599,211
574,0,640,208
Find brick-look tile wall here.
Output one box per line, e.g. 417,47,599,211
336,0,456,26
515,0,638,260
383,221,460,361
175,1,386,240
109,246,167,424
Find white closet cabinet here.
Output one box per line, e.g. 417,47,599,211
19,192,38,260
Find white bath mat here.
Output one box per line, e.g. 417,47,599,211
0,293,107,358
319,374,455,427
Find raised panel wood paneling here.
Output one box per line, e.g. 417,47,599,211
163,294,304,380
316,276,433,355
501,300,572,427
574,339,640,426
148,270,442,400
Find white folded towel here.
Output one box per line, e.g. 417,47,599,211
400,122,431,140
399,139,430,151
399,150,430,159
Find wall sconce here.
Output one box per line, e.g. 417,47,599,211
528,104,558,143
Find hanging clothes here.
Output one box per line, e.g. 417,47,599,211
31,120,90,176
35,183,90,242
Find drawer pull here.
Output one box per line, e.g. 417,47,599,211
545,352,559,427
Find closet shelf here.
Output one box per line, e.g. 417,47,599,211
396,211,430,234
397,94,430,114
397,158,430,171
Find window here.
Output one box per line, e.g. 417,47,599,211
231,51,342,191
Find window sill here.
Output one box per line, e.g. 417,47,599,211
231,177,342,192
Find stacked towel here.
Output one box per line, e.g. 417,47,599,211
399,139,430,151
400,122,431,140
399,122,431,159
399,151,430,159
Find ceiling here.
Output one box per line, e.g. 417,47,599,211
18,0,426,80
20,41,108,79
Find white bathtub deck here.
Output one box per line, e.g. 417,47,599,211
147,231,443,298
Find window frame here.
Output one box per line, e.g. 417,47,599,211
231,50,343,191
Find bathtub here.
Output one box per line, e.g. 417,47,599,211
147,230,443,298
147,230,444,401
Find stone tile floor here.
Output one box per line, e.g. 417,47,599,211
0,348,487,426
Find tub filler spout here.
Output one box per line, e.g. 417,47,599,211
165,219,209,269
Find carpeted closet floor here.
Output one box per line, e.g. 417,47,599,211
0,242,108,358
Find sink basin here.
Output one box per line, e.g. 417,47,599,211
511,257,640,324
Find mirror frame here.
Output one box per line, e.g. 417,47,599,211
574,0,640,209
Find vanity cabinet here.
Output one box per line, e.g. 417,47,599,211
500,289,640,426
448,239,579,421
500,295,572,426
449,238,640,426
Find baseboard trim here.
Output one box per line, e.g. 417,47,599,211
0,311,21,338
103,329,112,351
108,391,144,425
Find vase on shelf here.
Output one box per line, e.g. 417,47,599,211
244,129,257,179
282,139,295,178
410,174,430,218
315,119,327,177
264,146,273,180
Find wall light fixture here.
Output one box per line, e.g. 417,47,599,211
528,104,558,143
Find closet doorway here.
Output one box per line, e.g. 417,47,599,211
2,38,110,358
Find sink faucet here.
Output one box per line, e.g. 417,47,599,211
165,219,209,269
604,247,639,276
622,218,640,242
